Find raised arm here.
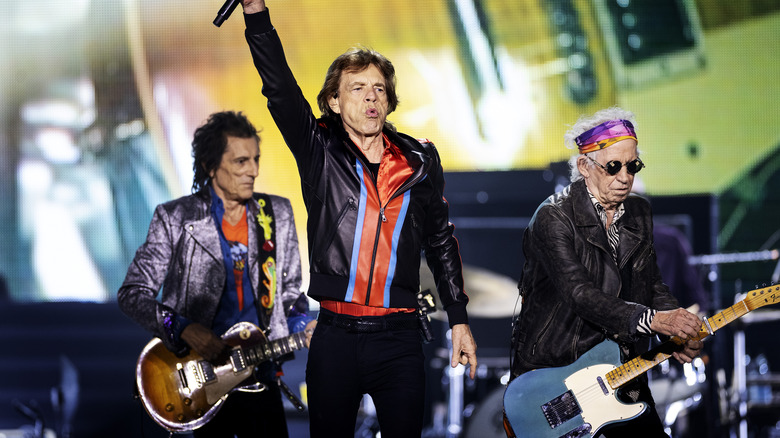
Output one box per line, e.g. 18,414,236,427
241,1,326,192
240,0,266,14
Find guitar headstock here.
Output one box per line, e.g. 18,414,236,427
739,283,780,311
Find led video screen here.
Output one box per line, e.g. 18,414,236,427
1,0,778,302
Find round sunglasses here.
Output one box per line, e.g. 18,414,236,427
585,155,645,175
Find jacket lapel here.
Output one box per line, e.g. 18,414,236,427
185,215,223,264
616,209,643,269
246,198,261,300
570,180,623,295
571,181,611,256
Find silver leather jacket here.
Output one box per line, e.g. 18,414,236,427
117,190,303,354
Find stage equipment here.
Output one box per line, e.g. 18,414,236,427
420,264,519,320
730,288,780,438
503,283,779,438
135,322,309,432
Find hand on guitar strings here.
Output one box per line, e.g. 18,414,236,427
181,322,231,363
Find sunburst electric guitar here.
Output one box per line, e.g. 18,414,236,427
503,284,780,438
135,322,309,432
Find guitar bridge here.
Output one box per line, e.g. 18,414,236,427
176,363,190,393
541,390,582,428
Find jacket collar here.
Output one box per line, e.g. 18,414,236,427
569,180,644,268
568,180,612,256
322,115,433,190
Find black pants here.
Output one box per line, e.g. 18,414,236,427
306,321,425,438
598,404,668,437
192,384,288,438
599,382,669,438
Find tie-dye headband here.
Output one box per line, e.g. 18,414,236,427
574,119,637,154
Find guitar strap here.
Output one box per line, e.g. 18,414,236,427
253,193,277,332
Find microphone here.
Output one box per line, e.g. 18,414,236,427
213,0,240,27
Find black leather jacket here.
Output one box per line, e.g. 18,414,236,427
511,179,678,376
244,10,468,325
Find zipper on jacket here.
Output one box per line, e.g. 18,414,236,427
364,208,385,305
315,197,356,263
348,138,432,306
363,179,410,305
362,165,432,305
531,301,560,356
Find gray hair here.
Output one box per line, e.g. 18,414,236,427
565,107,637,182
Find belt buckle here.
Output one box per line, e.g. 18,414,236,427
354,318,382,333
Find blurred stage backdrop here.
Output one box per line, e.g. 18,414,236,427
1,0,779,437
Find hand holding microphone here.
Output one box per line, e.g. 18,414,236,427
213,0,240,27
213,0,265,27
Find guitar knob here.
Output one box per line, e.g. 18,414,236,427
183,398,192,406
165,403,174,412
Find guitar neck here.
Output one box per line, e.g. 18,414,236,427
606,284,780,389
244,330,308,366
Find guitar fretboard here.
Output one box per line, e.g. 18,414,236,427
244,330,309,366
606,284,779,388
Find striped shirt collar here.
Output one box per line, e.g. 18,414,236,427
586,187,624,261
586,188,625,226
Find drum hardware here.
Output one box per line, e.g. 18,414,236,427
417,262,516,437
462,386,508,438
730,288,780,438
419,262,518,436
355,394,380,438
420,264,519,320
649,356,707,433
445,328,466,438
739,309,780,325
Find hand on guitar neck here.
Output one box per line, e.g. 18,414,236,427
649,307,704,364
181,320,318,362
181,323,230,362
303,319,317,348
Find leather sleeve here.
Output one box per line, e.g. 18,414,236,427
421,141,469,326
244,9,325,197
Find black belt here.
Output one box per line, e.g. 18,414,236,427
318,309,419,333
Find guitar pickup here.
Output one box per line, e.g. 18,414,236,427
198,361,217,383
229,348,247,373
